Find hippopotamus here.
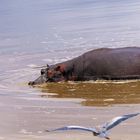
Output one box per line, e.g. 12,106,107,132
28,47,140,85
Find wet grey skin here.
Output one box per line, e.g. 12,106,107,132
28,68,48,85
46,113,139,139
29,47,140,86
28,65,60,85
28,64,65,85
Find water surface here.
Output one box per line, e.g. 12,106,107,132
0,0,140,139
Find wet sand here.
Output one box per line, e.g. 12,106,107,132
0,88,139,140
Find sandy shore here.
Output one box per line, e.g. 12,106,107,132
0,93,139,140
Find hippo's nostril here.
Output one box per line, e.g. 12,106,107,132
28,81,35,85
41,69,45,75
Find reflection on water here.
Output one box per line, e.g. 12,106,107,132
39,80,140,106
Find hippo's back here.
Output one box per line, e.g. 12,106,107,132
86,47,140,56
83,47,140,79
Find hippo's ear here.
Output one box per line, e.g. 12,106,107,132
55,65,65,73
46,64,50,70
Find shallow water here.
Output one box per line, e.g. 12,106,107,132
39,80,140,106
0,0,140,139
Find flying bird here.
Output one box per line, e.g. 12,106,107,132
46,113,139,139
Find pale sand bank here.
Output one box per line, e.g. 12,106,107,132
0,94,139,140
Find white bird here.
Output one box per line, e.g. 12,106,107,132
46,113,139,139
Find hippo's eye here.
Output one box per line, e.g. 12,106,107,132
54,71,63,77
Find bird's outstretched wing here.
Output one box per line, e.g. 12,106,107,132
46,125,98,133
101,113,139,131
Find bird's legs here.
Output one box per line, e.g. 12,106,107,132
105,136,110,140
93,132,110,140
93,132,99,136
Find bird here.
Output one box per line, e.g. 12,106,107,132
45,113,139,139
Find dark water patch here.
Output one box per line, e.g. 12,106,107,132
38,80,140,106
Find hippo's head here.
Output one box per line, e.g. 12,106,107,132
28,65,66,86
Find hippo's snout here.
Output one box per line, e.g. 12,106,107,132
28,74,49,86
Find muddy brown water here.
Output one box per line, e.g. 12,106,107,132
39,80,140,106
